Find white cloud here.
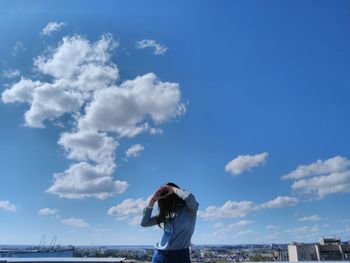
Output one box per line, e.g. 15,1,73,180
227,220,253,230
136,39,168,55
283,156,350,198
2,69,20,79
126,144,144,158
23,82,84,128
38,208,59,218
282,156,350,180
11,41,25,56
108,198,150,225
46,162,128,199
34,34,118,81
198,201,256,220
149,127,163,135
200,196,298,220
2,33,185,200
61,217,89,228
209,220,253,238
41,22,66,36
58,130,118,164
1,78,41,104
0,200,16,212
78,73,185,138
108,198,148,219
298,215,321,222
284,225,320,235
225,152,268,175
259,196,298,209
292,171,350,198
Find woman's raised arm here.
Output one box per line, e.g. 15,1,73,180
140,206,158,227
172,187,199,212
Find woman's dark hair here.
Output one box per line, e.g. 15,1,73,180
156,182,186,227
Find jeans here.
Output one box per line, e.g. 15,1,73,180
152,248,191,263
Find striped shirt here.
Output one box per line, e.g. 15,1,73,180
140,188,199,250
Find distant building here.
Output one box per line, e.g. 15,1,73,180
288,238,350,261
273,249,289,261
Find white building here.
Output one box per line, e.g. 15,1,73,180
288,238,350,261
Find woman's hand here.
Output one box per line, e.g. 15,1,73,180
148,185,175,207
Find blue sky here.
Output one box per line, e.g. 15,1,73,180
1,0,350,246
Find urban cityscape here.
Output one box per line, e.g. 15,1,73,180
1,237,350,262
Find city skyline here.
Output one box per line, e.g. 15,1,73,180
0,1,350,245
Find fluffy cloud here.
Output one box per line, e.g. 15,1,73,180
136,39,168,55
58,131,118,164
2,69,20,79
282,156,350,198
41,22,66,36
2,78,41,104
298,215,321,222
199,196,297,220
282,156,350,180
259,196,298,209
292,171,350,198
34,34,118,81
198,201,256,220
78,73,185,137
23,83,83,128
149,127,163,135
46,162,128,199
38,208,59,218
11,41,25,56
108,198,149,225
126,144,144,158
61,217,89,228
225,152,268,175
2,33,185,199
0,200,16,212
209,220,253,238
227,220,253,230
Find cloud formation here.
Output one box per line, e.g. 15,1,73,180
38,208,60,218
136,39,168,55
61,217,89,228
11,41,25,56
107,198,149,225
259,196,298,209
198,201,256,220
282,156,350,198
2,69,20,79
225,152,268,175
0,200,16,212
41,22,66,36
199,195,297,220
298,215,321,222
126,144,144,158
209,220,253,238
282,156,350,180
2,33,185,199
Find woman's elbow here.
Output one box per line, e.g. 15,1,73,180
140,220,148,227
188,201,199,212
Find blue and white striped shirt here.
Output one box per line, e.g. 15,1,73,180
140,188,199,250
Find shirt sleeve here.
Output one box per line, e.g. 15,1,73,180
173,188,199,212
140,206,158,227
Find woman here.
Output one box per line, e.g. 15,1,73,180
140,182,199,263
